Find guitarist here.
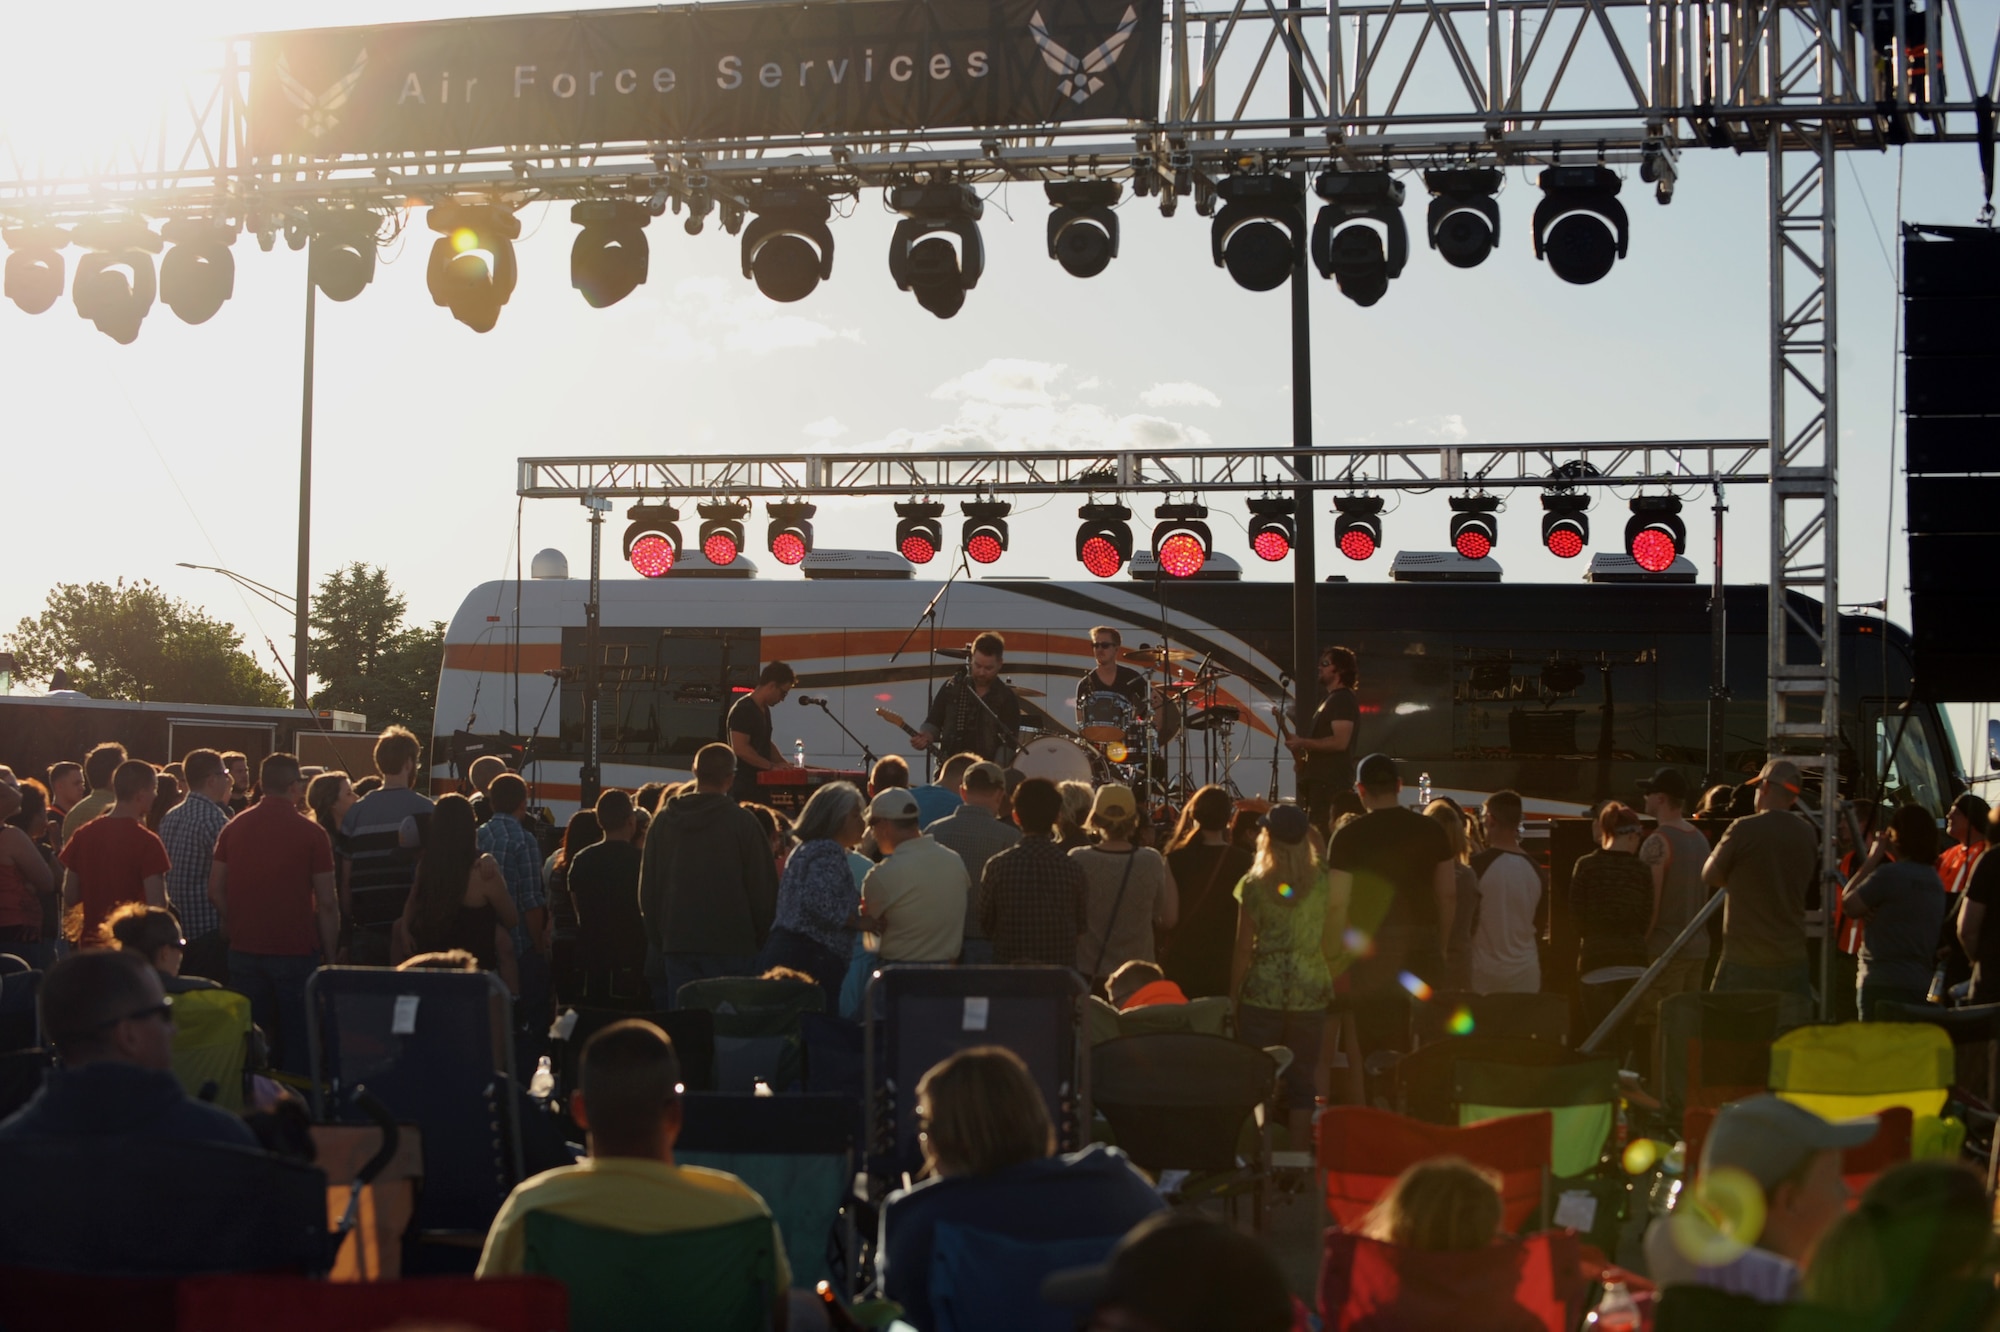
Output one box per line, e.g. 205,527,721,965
1285,645,1360,834
913,631,1022,765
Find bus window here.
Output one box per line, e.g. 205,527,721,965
558,628,760,763
1875,709,1948,816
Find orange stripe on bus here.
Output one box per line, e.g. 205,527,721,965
444,642,562,673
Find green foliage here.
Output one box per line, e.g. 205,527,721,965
6,579,290,708
308,563,444,733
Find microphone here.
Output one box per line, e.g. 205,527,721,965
542,667,575,681
797,695,830,707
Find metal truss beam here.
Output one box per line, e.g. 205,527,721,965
516,438,1767,499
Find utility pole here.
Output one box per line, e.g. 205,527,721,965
294,266,316,711
1286,0,1317,750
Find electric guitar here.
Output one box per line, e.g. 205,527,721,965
1272,699,1308,778
875,705,1017,765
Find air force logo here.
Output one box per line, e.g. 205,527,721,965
1030,7,1138,105
276,50,370,138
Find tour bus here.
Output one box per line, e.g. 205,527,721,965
430,547,1964,821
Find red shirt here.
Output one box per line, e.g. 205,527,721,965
213,797,335,956
58,815,169,944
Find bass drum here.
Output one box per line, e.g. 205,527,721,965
1011,734,1107,786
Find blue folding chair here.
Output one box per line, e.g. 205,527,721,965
930,1223,1124,1332
678,1092,860,1293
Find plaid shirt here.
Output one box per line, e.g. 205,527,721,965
478,812,548,957
156,791,230,940
978,834,1089,968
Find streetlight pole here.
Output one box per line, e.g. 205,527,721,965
295,266,316,711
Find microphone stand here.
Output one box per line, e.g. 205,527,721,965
890,550,970,783
806,698,877,768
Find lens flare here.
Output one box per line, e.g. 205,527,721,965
1446,1006,1476,1036
1622,1138,1662,1175
1342,927,1374,956
1105,742,1129,762
1276,881,1295,899
1668,1166,1766,1267
450,227,480,254
1398,972,1434,1002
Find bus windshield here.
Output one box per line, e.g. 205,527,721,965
1876,709,1952,815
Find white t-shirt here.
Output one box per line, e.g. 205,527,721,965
1470,848,1543,994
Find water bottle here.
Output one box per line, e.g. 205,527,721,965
1418,771,1433,805
817,1282,866,1332
1588,1279,1640,1332
794,738,806,768
529,1055,555,1102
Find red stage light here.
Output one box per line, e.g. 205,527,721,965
1080,535,1124,578
901,534,938,564
1546,528,1584,559
1338,529,1377,561
1454,530,1492,560
1252,529,1291,562
1157,532,1207,578
1630,528,1677,572
703,533,739,566
770,531,806,566
630,534,675,578
967,533,1004,565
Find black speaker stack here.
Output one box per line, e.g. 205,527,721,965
1903,223,2000,702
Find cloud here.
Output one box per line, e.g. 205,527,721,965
1139,381,1221,409
931,358,1066,406
642,276,860,362
802,416,849,440
1395,413,1471,444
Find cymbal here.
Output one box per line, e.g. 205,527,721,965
1009,685,1045,699
934,647,971,660
1121,646,1196,664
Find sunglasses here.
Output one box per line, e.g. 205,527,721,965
100,999,174,1030
1092,643,1117,651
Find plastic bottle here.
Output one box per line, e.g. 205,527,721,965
794,738,806,768
1417,771,1433,805
1588,1279,1640,1332
529,1055,555,1101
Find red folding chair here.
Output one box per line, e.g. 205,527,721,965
1317,1105,1553,1233
1683,1104,1912,1201
1317,1230,1591,1332
176,1274,568,1331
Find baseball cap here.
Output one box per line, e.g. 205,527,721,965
1701,1094,1876,1195
1355,752,1399,789
1260,803,1312,844
1636,766,1689,803
1743,759,1803,795
1090,784,1138,822
867,788,920,822
1042,1212,1294,1332
963,760,1007,791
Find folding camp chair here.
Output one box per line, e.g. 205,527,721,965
1684,1104,1914,1199
1415,991,1570,1047
1318,1229,1592,1332
1456,1056,1620,1179
929,1223,1126,1332
176,1274,568,1332
865,966,1087,1183
552,1005,717,1100
1878,1000,2000,1188
677,975,826,1093
522,1210,776,1332
170,986,254,1113
1768,1021,1964,1161
0,1135,328,1277
0,967,40,1053
1316,1105,1554,1233
0,1047,49,1120
1392,1035,1599,1125
679,1092,859,1293
1656,990,1814,1126
308,967,522,1263
1092,1032,1282,1226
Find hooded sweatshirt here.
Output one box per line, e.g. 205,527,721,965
638,790,779,958
0,1061,258,1148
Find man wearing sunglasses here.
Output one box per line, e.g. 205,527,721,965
0,949,256,1146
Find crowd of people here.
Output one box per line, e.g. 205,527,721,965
0,680,1997,1332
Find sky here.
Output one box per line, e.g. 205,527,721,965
1,1,1993,775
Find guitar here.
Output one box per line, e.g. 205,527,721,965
875,705,1017,766
1272,699,1308,778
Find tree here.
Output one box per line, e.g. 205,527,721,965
6,580,290,707
308,564,444,734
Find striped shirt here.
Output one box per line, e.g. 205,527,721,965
156,791,230,940
339,786,433,929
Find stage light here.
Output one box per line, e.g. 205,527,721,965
1334,495,1384,561
697,501,749,566
623,503,682,578
426,202,520,332
70,220,161,344
1625,495,1686,572
961,500,1011,565
1311,171,1408,306
570,200,651,309
1534,166,1628,285
3,226,68,315
766,501,817,566
1152,502,1213,579
742,188,834,303
1210,174,1304,292
895,500,946,565
888,183,984,319
1246,497,1295,561
1541,659,1587,696
158,220,236,325
1423,167,1503,269
1076,502,1134,578
1045,179,1121,279
1449,496,1500,560
1540,492,1590,559
308,210,381,302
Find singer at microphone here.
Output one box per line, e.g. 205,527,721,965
913,630,1022,764
727,660,800,800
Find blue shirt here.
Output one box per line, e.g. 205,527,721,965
910,784,962,830
477,812,549,958
0,1061,258,1149
156,791,230,940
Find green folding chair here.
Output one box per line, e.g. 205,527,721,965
169,988,254,1114
1455,1056,1620,1180
520,1210,777,1332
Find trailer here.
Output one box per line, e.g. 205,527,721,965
0,694,369,784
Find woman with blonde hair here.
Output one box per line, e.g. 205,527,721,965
1230,803,1335,1146
1425,797,1480,993
1357,1156,1506,1250
879,1046,1163,1332
1071,785,1178,988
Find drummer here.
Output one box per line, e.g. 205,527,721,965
1077,625,1152,719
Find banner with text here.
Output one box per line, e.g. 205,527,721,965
249,0,1162,156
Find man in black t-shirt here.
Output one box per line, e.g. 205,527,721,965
1955,809,2000,1003
1326,752,1454,1056
565,789,648,984
1075,625,1151,723
727,661,797,801
1288,645,1360,833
